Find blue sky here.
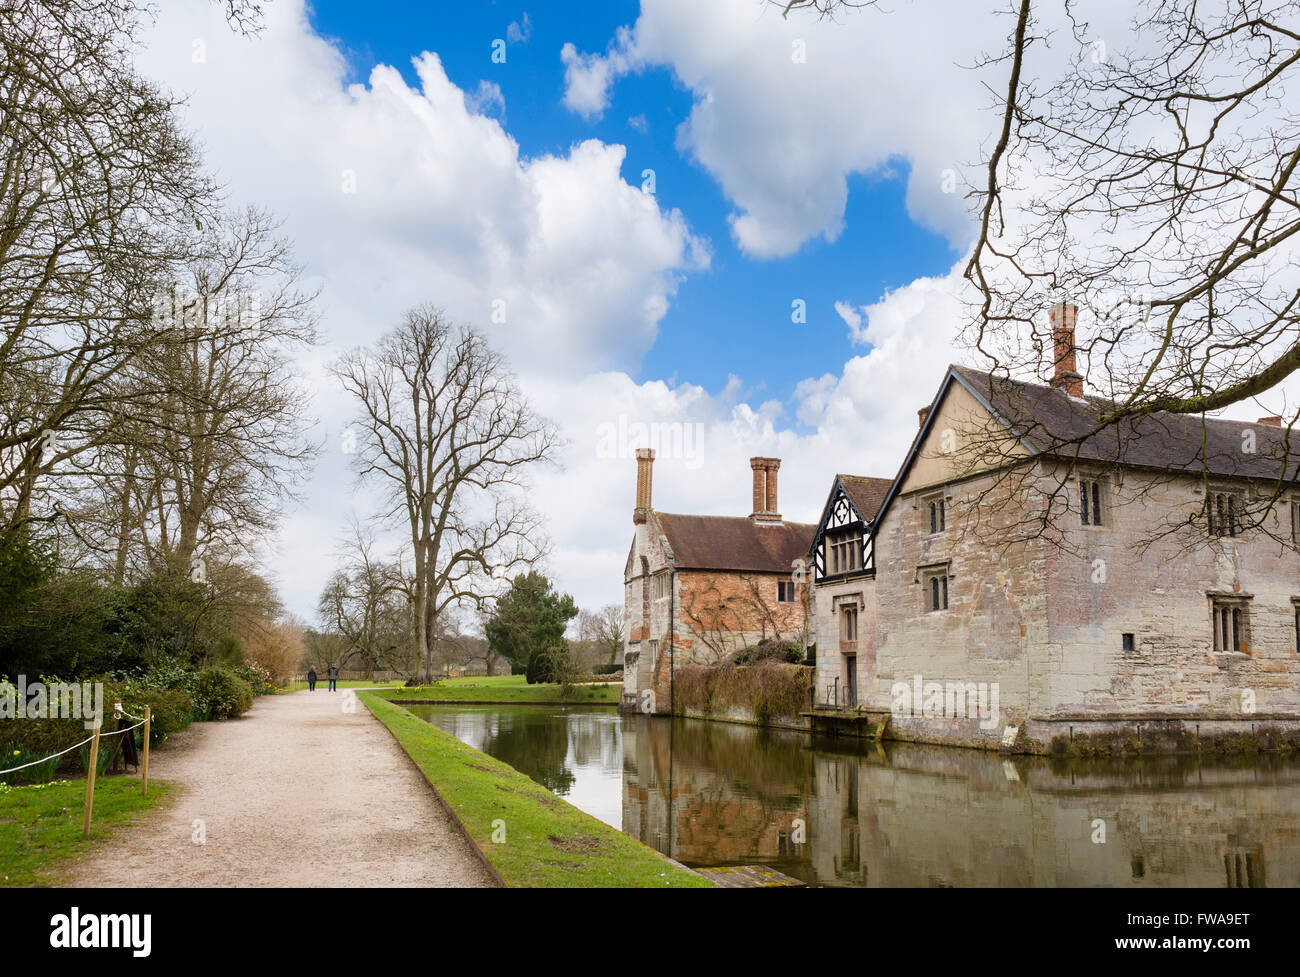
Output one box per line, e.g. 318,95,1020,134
306,0,959,410
138,0,997,616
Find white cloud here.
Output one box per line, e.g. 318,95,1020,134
560,0,1010,257
135,0,979,622
560,27,640,120
507,13,532,45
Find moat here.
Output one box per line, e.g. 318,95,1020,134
406,703,1297,887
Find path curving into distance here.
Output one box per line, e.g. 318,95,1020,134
64,689,497,888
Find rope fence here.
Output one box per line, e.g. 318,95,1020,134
0,702,154,836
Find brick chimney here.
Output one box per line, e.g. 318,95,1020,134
633,448,655,525
1049,302,1084,398
1258,416,1282,427
918,405,931,428
750,457,782,523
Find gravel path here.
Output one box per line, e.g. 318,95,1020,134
64,690,497,888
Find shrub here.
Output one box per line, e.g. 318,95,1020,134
139,689,195,746
594,663,624,675
730,639,804,666
525,643,574,685
673,662,810,724
231,659,273,695
193,666,254,720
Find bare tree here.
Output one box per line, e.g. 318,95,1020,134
317,521,410,677
333,306,560,682
578,604,624,667
776,0,1300,546
0,0,211,535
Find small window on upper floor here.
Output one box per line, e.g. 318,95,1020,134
1290,500,1300,544
926,495,946,535
1207,491,1241,538
1079,477,1107,527
653,573,670,600
778,580,796,603
828,529,863,575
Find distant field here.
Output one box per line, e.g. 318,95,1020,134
382,674,620,704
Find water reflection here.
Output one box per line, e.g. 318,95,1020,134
407,704,1300,888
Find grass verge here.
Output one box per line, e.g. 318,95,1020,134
381,675,619,704
0,778,173,887
359,693,711,888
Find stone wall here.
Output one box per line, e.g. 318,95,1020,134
837,457,1300,752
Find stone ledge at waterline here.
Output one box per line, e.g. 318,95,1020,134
830,710,1300,756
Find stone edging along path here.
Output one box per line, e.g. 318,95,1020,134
61,691,497,888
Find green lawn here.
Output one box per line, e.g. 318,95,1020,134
359,693,710,888
0,778,172,887
381,674,620,704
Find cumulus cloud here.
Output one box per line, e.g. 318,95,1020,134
559,0,1012,256
134,0,983,620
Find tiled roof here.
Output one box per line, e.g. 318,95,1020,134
836,474,894,523
952,366,1300,483
653,512,817,574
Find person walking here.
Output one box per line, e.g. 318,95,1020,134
327,664,339,692
307,666,317,692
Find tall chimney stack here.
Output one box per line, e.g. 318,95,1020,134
634,449,655,525
1049,302,1084,398
750,457,782,523
764,458,781,521
750,457,767,518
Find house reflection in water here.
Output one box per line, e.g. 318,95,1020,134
620,715,1298,888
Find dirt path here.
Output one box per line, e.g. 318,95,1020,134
64,690,497,888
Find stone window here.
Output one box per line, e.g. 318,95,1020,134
652,573,670,600
926,572,949,612
1293,599,1300,654
828,529,863,575
1121,632,1136,652
777,580,796,603
1079,477,1107,527
924,493,946,534
840,605,858,643
1207,491,1241,538
1210,597,1249,653
1291,500,1300,544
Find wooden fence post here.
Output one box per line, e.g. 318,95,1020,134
141,706,151,796
82,722,101,837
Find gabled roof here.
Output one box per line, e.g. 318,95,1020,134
952,365,1300,480
653,512,816,574
836,474,893,523
871,364,1300,536
806,473,893,564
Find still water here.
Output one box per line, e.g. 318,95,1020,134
406,704,1299,887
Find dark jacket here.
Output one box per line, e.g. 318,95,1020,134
327,666,339,679
307,669,317,681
